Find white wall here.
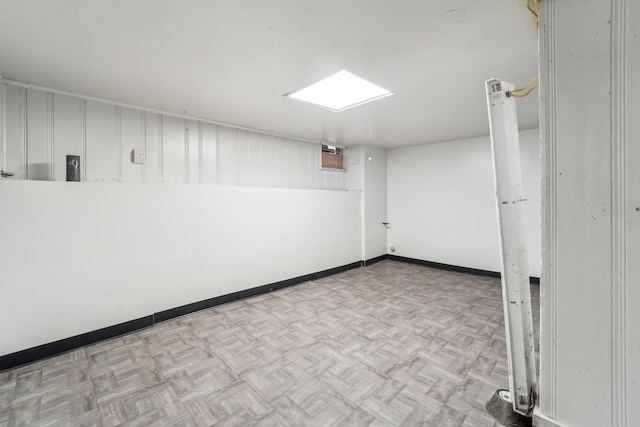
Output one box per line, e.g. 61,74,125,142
344,145,388,261
0,82,359,358
0,181,361,356
363,146,388,260
387,129,541,277
2,83,345,190
536,1,639,426
345,146,365,259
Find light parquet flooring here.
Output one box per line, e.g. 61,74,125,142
0,261,539,426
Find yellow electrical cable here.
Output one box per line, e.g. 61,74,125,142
500,1,539,100
510,75,539,94
526,0,539,28
507,84,539,98
506,75,539,98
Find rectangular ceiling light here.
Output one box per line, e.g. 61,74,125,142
286,70,393,112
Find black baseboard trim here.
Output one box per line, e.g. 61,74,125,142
363,255,388,266
0,316,153,371
387,255,540,284
1,257,539,371
154,261,362,323
0,261,362,372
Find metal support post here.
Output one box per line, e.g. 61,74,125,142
485,78,537,416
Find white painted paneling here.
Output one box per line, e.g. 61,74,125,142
186,120,199,184
235,129,249,186
247,131,263,186
144,112,161,183
4,85,23,179
387,130,541,277
290,141,302,188
324,168,346,190
85,100,117,182
345,147,364,191
161,115,185,184
3,84,344,191
52,94,83,182
218,126,237,185
201,123,217,185
26,89,49,180
295,142,310,189
0,180,361,356
260,134,279,187
276,137,294,187
120,108,143,183
303,143,317,189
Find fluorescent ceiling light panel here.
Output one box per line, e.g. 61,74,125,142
286,70,392,112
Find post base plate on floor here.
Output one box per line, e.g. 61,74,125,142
486,389,532,427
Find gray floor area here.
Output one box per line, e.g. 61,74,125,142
0,260,540,426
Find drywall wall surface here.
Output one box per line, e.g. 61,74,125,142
537,1,638,426
345,146,365,259
345,147,364,191
344,145,388,261
363,146,387,260
387,129,540,276
1,83,345,190
0,180,361,356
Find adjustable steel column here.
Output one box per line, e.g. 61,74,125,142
485,78,537,416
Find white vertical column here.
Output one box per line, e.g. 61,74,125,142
538,0,636,426
363,145,388,261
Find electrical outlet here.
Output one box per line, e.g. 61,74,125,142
132,149,145,164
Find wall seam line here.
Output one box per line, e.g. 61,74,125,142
1,83,6,171
80,100,87,181
198,121,203,185
142,111,147,183
47,93,54,180
610,0,628,425
184,119,189,184
20,88,27,179
115,106,122,183
215,125,220,184
158,115,164,181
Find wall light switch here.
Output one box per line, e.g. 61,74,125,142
132,149,145,164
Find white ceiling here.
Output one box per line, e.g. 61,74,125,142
0,0,538,149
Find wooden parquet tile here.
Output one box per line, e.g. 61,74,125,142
0,260,539,426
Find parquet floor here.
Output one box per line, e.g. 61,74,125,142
0,260,540,426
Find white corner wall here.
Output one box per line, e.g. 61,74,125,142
344,145,388,261
387,129,541,277
0,181,361,356
0,81,361,358
363,146,387,260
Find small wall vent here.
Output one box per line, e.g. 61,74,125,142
321,144,344,170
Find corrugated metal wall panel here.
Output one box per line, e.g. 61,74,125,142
1,84,345,191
